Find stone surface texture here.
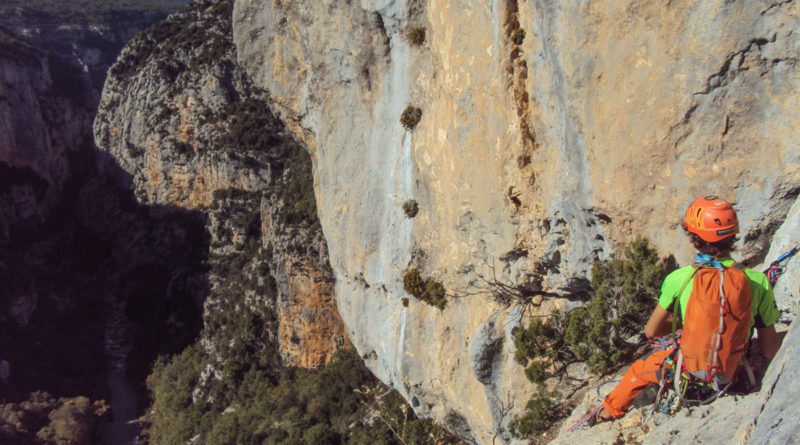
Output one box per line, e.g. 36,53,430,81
231,0,800,443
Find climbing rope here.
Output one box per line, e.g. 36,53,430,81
764,244,799,287
566,404,604,432
649,332,681,351
596,379,621,401
564,379,621,432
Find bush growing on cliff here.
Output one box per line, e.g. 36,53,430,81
272,147,319,227
572,237,676,372
402,199,419,218
405,25,426,46
218,98,283,153
509,385,560,438
403,268,448,310
400,105,423,130
513,237,674,378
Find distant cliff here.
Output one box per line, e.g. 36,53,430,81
230,0,800,442
0,2,199,443
0,27,95,235
94,0,348,371
0,0,184,238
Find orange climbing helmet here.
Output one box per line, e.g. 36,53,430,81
684,196,739,243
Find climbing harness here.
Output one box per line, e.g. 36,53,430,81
764,244,799,287
641,337,679,425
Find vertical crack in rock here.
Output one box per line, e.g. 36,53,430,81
503,0,538,197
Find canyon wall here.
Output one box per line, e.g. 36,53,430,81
232,0,800,442
0,2,180,238
94,0,348,370
0,28,95,235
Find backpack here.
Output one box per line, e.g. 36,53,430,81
672,255,752,388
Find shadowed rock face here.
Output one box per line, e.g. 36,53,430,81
232,0,800,442
0,29,94,231
0,4,182,234
94,0,348,370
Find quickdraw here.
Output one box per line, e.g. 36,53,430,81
764,244,799,287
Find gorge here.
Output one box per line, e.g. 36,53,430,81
2,0,800,444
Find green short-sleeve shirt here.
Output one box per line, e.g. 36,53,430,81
658,258,780,332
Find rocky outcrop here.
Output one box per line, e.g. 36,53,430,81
94,0,348,368
261,194,350,367
231,0,800,442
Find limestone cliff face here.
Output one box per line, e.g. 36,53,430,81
94,0,348,368
261,194,349,367
232,0,800,442
0,28,94,235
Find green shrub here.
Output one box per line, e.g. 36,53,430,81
511,28,526,45
405,26,426,46
400,105,422,130
509,385,560,437
514,237,674,378
572,236,676,373
403,268,448,310
0,392,108,445
511,237,676,439
272,147,319,227
403,268,425,298
402,199,419,218
426,281,447,310
37,396,109,445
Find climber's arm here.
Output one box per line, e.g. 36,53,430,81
757,325,781,360
645,305,673,339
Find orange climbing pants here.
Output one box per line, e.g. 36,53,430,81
602,349,673,418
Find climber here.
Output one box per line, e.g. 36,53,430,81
589,195,782,424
